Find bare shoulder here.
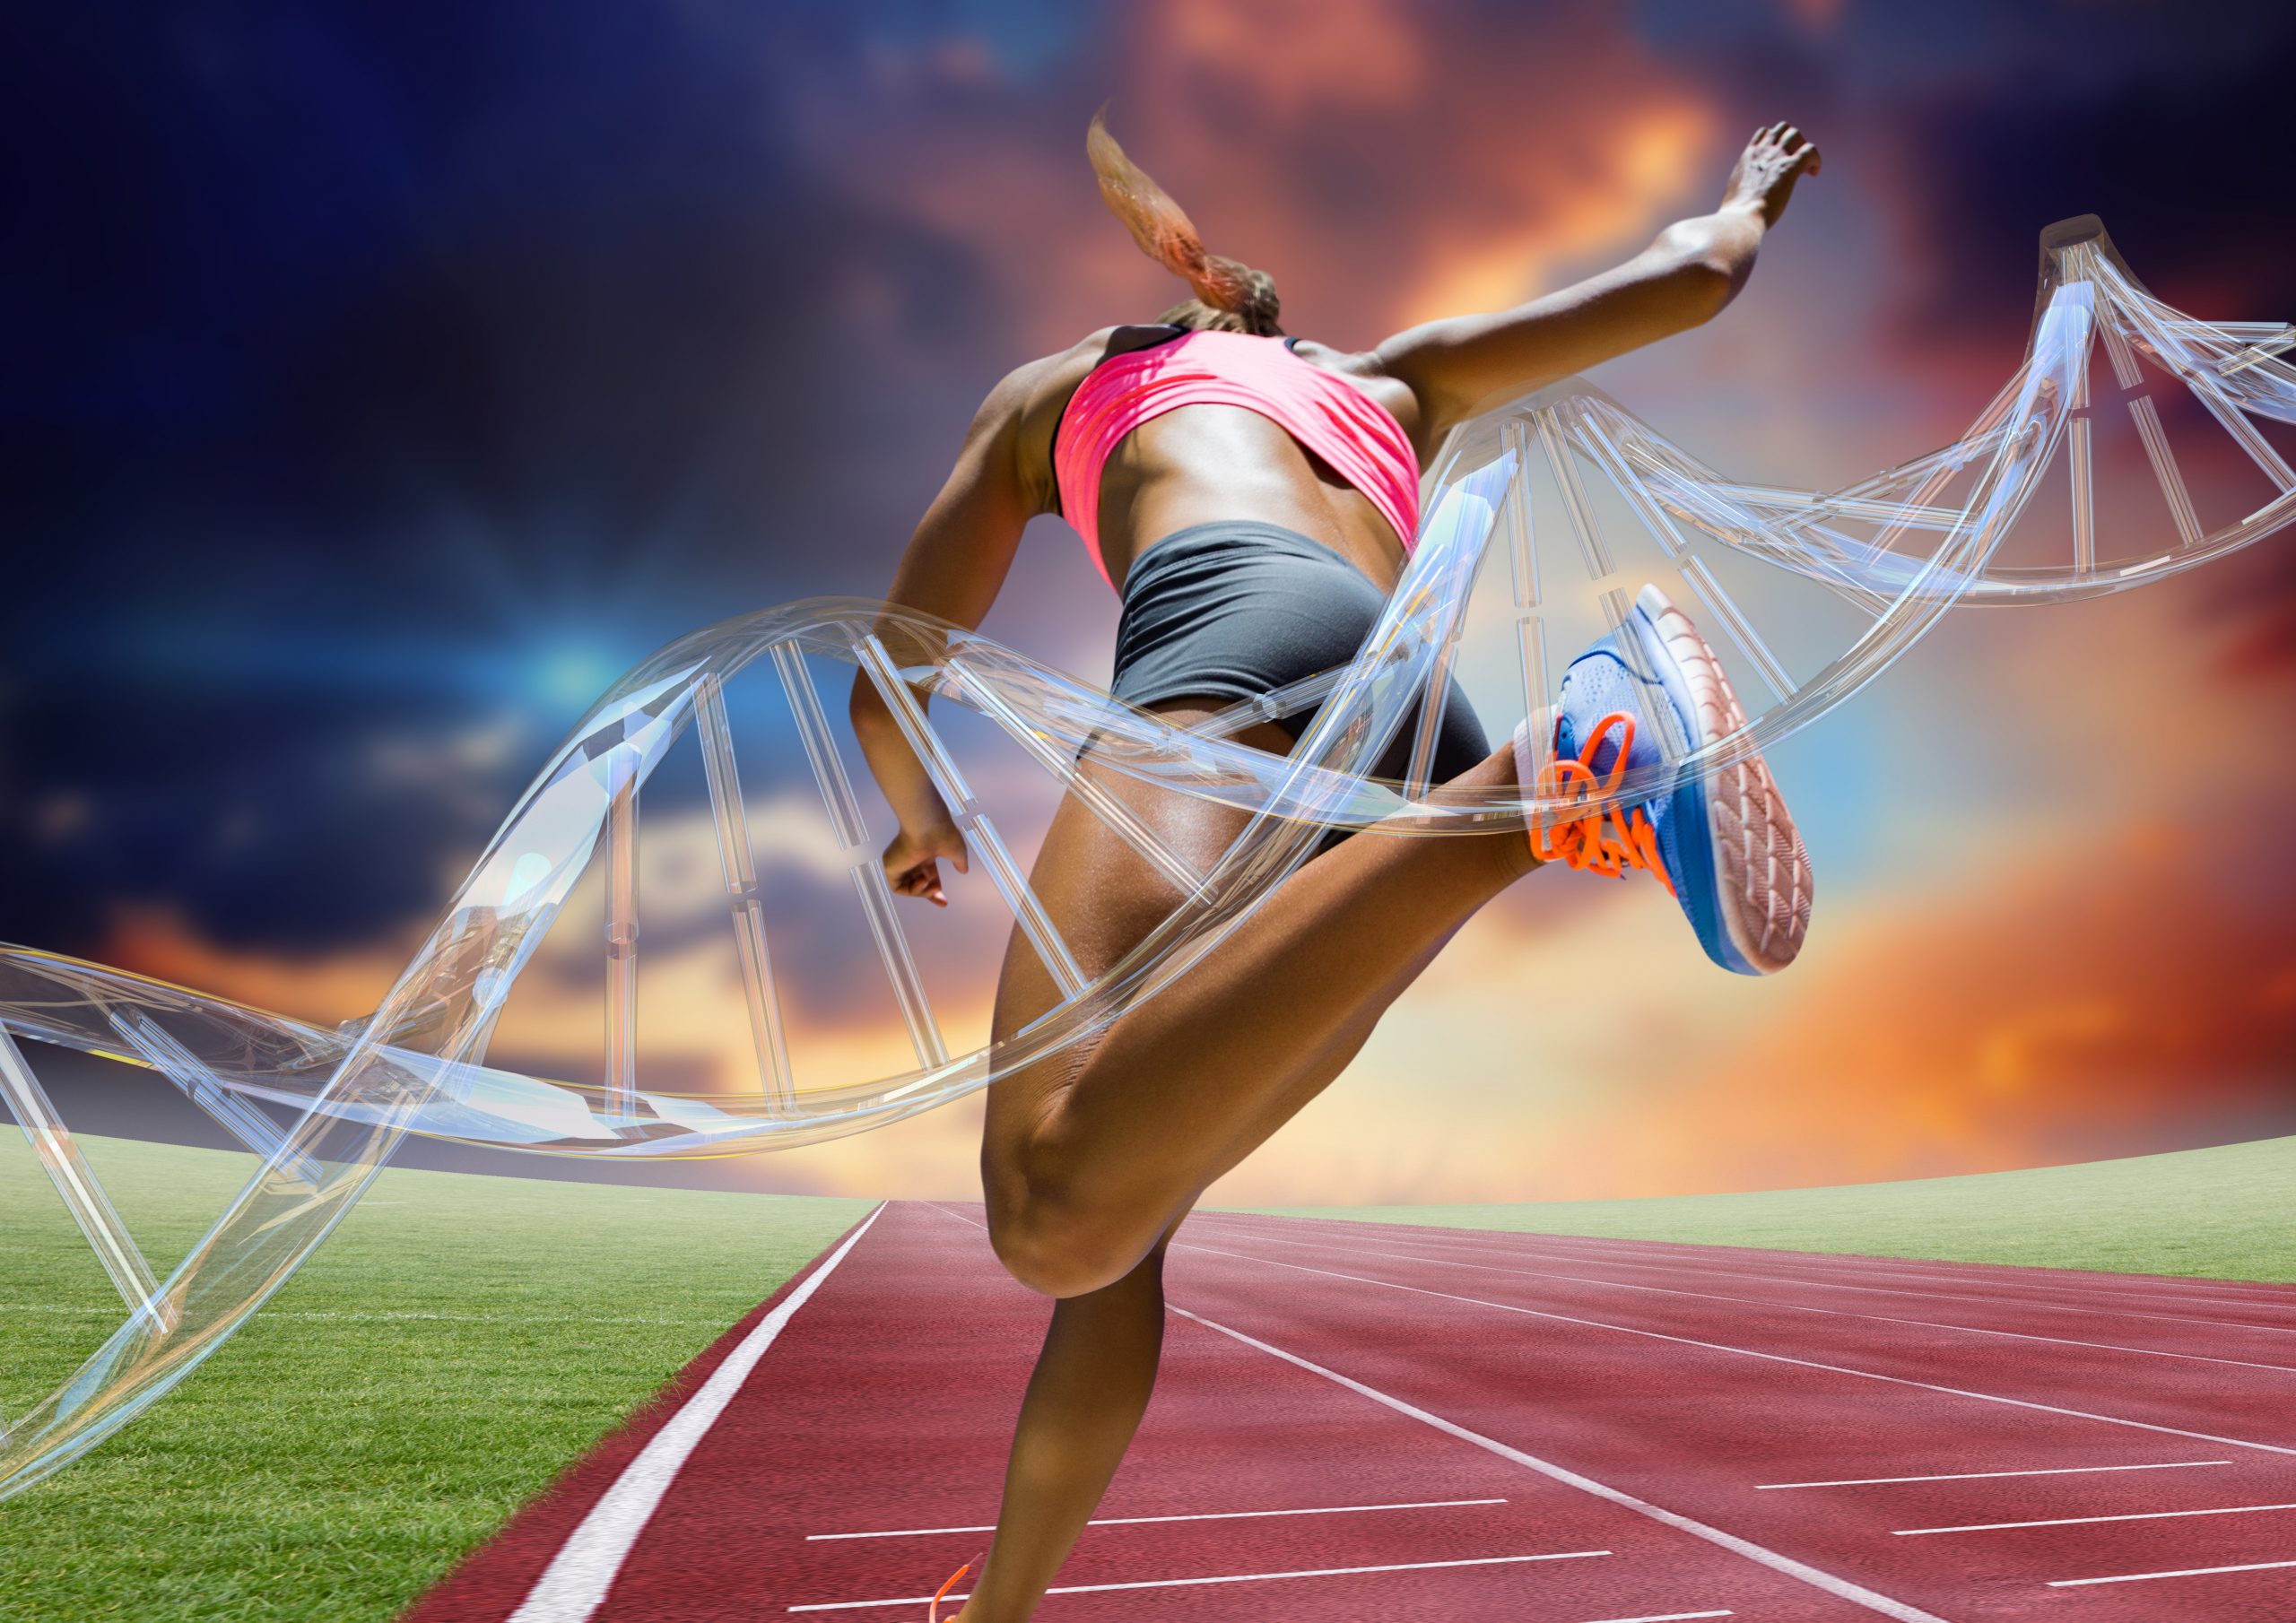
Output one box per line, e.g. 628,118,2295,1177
998,326,1171,510
1286,334,1438,467
996,325,1139,430
1286,333,1393,381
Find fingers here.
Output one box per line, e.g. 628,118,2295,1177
1745,121,1822,179
1749,121,1817,156
883,826,970,906
890,857,951,907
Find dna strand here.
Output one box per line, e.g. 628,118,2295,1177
2,216,2290,1499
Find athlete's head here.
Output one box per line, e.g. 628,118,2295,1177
1087,104,1282,337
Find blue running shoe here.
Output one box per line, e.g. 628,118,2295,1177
1514,585,1813,975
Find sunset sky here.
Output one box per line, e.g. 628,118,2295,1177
7,0,2293,1206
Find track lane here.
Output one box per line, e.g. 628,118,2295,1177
403,1204,2296,1623
412,1203,1811,1622
1167,1219,2296,1621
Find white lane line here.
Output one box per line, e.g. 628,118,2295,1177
1760,1461,2232,1489
1197,1229,2296,1375
505,1204,888,1623
1494,1233,2296,1315
1173,1307,1952,1623
1198,1214,2296,1315
1896,1501,2296,1536
1175,1240,2296,1458
787,1550,1609,1612
2050,1557,2296,1588
1421,1224,2296,1323
806,1497,1508,1540
1188,1218,2296,1337
1190,1213,2296,1328
1578,1614,1732,1622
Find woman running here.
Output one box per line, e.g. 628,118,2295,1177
850,109,1821,1621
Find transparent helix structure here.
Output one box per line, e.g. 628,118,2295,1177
2,216,2292,1498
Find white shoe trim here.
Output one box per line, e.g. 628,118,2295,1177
1635,585,1814,974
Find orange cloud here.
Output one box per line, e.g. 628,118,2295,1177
1395,100,1718,328
1151,0,1431,124
782,0,1729,356
1603,820,2296,1193
99,906,404,1028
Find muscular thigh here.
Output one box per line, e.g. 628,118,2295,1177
980,701,1288,1180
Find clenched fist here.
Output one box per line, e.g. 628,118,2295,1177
883,820,970,907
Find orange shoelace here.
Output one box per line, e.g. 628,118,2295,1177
1530,711,1674,896
928,1552,983,1622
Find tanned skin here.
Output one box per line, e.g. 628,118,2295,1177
847,125,1819,1622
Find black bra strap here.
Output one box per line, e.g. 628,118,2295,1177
1049,326,1196,495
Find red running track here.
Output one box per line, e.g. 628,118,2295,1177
401,1202,2296,1623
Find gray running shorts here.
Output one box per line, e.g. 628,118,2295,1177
1107,518,1490,853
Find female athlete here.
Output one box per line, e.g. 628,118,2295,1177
849,109,1821,1621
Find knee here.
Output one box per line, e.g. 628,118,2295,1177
984,1180,1149,1299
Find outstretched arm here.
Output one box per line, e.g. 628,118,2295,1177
848,363,1042,906
1378,123,1822,447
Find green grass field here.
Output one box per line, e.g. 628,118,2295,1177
0,1133,870,1623
1237,1133,2296,1282
3,1132,2287,1623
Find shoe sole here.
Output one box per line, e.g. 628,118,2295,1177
1627,585,1813,975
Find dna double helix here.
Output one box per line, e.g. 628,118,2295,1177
2,216,2290,1497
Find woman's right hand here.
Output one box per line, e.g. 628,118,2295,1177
1721,121,1822,230
883,820,970,907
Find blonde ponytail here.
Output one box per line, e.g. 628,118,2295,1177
1087,103,1282,335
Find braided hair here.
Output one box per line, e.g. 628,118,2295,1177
1086,103,1283,337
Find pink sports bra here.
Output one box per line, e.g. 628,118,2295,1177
1050,327,1422,589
